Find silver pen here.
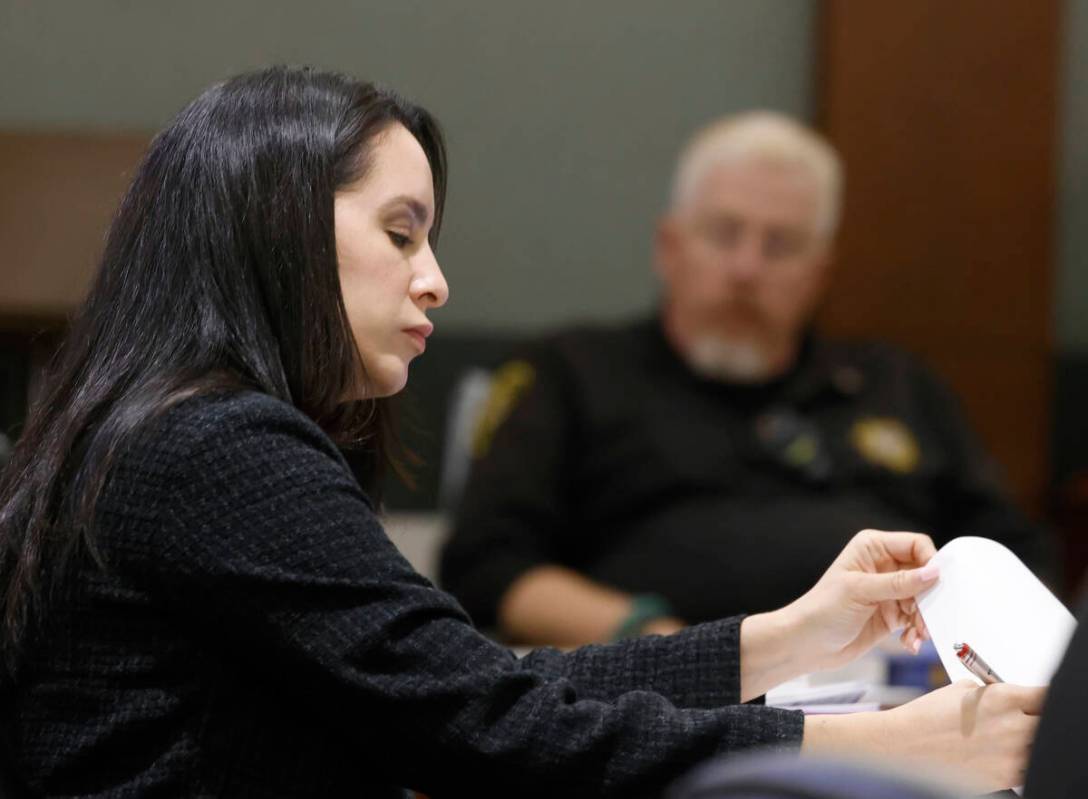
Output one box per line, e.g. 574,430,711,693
953,642,1004,684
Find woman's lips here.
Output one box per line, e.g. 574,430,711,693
404,324,433,352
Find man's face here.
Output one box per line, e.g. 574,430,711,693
656,158,831,379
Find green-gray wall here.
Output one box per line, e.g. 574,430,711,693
0,0,816,331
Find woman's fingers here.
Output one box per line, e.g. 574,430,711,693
891,605,930,652
850,562,940,603
916,613,930,640
996,684,1047,715
856,529,939,568
900,625,920,653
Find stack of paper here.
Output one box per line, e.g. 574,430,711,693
767,679,881,714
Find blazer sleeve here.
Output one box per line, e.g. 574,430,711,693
119,394,802,798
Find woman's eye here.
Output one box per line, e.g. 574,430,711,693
388,231,412,249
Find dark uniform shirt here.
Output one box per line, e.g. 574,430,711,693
441,317,1051,629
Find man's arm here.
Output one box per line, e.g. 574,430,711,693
441,348,680,644
501,565,684,647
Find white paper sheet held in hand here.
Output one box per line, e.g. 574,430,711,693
917,536,1076,686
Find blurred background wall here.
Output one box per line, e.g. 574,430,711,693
0,0,816,495
1,1,1086,585
1056,0,1088,487
0,1,815,327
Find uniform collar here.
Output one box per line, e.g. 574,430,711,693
646,316,866,408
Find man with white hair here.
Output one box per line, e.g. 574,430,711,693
661,112,841,386
440,112,1051,647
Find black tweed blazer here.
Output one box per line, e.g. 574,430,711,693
7,391,802,797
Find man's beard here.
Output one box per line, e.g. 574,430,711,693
683,334,776,384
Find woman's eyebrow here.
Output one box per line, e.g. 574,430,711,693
380,195,430,226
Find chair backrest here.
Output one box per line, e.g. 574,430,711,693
437,368,493,511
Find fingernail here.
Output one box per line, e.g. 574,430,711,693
912,638,921,654
918,563,939,582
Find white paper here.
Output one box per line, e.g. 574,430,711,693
917,536,1076,687
767,679,870,707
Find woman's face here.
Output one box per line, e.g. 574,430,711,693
335,124,449,398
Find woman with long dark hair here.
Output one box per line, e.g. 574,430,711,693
0,67,1041,796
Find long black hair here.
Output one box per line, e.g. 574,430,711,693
0,66,447,673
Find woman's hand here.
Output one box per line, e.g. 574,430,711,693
784,528,939,671
805,680,1045,792
740,529,938,700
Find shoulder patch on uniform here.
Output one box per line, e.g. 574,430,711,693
471,360,537,459
849,417,921,474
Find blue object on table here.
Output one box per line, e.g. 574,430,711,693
886,639,944,690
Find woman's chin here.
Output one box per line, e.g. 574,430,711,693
370,363,410,398
346,351,412,400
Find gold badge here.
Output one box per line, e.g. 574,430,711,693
850,417,921,474
471,360,536,458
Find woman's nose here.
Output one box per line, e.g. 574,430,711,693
411,245,449,309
